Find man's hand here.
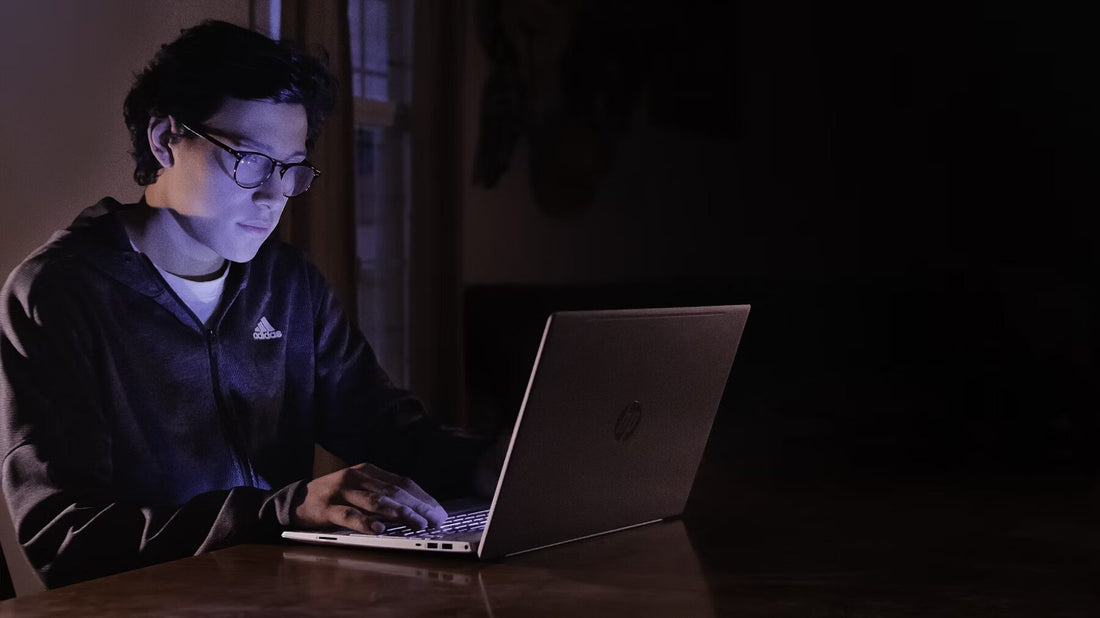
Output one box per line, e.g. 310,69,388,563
292,462,448,534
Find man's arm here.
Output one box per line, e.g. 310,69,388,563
2,443,302,588
0,267,307,587
300,263,491,514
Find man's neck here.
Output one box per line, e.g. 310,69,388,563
122,193,227,280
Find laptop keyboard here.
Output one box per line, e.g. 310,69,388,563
381,509,489,539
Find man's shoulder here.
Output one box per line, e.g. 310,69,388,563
1,247,95,331
2,198,135,304
20,197,130,259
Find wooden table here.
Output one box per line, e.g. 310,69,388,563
0,474,1097,616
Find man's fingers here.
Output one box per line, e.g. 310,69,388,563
329,504,385,534
340,488,415,526
328,489,432,533
347,467,448,528
294,463,450,533
341,477,438,529
351,462,441,506
413,500,448,529
373,482,446,527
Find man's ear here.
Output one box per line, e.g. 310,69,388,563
147,116,177,168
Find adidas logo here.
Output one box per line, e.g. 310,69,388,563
253,316,283,340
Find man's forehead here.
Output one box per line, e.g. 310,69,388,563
204,99,308,157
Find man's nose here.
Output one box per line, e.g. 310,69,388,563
253,171,290,210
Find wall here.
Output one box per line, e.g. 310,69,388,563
0,0,250,281
460,2,1100,283
457,1,1100,485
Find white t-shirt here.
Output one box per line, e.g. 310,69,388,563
128,238,229,325
153,263,230,326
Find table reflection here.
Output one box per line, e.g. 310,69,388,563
275,520,714,617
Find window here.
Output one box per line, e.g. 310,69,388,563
254,0,415,387
349,0,414,387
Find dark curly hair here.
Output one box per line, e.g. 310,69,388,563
124,20,336,186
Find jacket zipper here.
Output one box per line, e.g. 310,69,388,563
206,327,257,487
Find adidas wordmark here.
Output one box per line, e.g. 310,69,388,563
253,316,283,340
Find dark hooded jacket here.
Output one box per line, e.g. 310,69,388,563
0,198,476,588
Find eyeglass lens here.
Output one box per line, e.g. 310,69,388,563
235,154,316,197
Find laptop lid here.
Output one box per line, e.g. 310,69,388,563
477,305,749,558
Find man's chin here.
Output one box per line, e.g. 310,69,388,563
221,243,264,264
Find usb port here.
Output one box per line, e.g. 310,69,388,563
427,542,438,549
442,543,453,550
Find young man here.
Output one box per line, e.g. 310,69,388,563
0,21,482,588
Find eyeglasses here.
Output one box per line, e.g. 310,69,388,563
179,123,320,197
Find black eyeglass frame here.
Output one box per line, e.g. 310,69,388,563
179,122,321,197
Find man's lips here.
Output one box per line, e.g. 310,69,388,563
239,222,273,234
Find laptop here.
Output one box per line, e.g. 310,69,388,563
282,305,750,559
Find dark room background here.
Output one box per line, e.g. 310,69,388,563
1,0,1096,491
460,0,1100,491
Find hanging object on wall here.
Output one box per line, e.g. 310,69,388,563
471,0,650,216
470,0,529,191
471,0,736,216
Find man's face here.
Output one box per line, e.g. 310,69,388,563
160,98,309,264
